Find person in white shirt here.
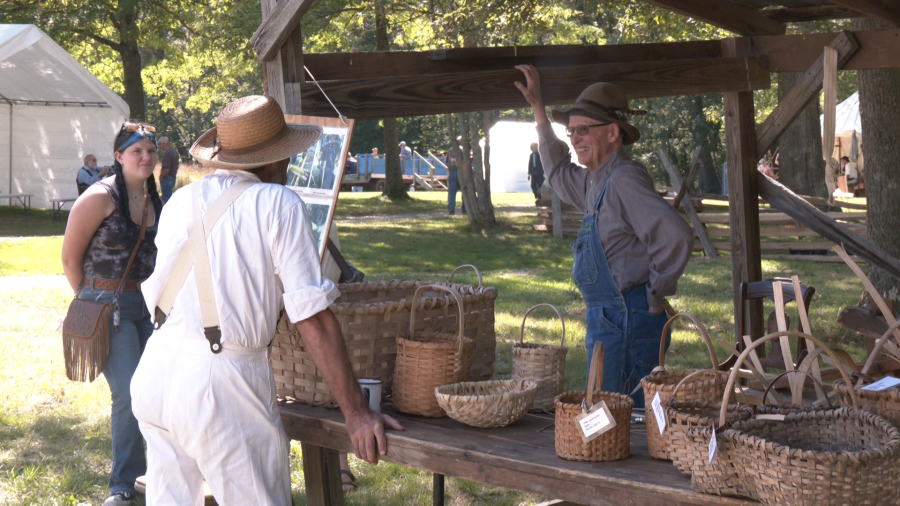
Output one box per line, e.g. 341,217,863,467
840,156,858,184
131,96,402,505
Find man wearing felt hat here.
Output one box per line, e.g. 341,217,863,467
515,66,694,409
131,95,402,504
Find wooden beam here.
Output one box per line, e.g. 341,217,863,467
293,56,769,119
827,0,900,26
757,175,900,281
660,147,718,259
723,38,764,344
300,442,344,506
752,28,900,72
640,0,785,36
259,0,285,111
251,0,316,62
760,6,863,23
302,41,723,81
671,148,702,210
756,31,859,156
280,26,305,114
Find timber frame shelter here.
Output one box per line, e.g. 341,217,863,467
250,0,900,346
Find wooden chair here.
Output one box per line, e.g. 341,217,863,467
719,278,815,370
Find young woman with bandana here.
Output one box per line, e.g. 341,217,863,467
62,122,163,506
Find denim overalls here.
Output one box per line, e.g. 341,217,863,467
573,167,671,409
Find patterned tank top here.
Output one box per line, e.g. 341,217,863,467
82,181,159,282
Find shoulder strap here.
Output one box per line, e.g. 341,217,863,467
117,195,149,295
154,178,255,331
189,181,223,352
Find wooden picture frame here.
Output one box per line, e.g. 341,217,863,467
283,114,355,260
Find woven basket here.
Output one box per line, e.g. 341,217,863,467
271,278,492,407
665,370,754,476
692,331,900,504
834,319,900,427
435,379,537,428
444,265,496,381
393,284,474,418
512,304,567,412
640,313,726,460
555,343,633,462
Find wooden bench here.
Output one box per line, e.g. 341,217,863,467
0,193,32,213
50,197,77,221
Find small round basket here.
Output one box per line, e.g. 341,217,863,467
640,313,726,460
555,343,633,462
435,379,538,428
512,304,567,412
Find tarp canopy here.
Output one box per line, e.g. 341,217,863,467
821,91,861,137
486,121,571,193
0,24,128,208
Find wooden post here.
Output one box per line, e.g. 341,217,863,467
259,0,286,111
300,442,344,506
433,473,445,506
551,188,563,239
659,147,718,259
723,38,764,344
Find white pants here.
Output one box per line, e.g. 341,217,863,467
131,335,291,506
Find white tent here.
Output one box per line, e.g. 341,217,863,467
0,24,128,208
485,121,572,193
821,91,861,136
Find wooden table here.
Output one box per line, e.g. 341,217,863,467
50,197,77,221
0,193,32,213
280,403,751,506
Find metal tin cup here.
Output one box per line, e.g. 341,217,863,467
358,378,383,413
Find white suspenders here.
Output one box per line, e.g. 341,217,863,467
154,178,255,353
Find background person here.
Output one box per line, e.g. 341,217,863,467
527,142,545,204
158,136,179,202
515,64,693,408
77,154,110,194
131,96,402,505
62,123,163,506
840,156,858,184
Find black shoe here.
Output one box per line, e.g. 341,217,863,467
449,210,455,215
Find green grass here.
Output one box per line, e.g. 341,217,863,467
0,207,68,237
0,203,871,505
335,192,536,218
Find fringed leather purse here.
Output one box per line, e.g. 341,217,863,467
63,196,149,382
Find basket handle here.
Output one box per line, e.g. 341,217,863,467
519,303,566,347
409,284,466,354
762,370,833,408
447,264,483,287
585,343,604,410
655,313,719,373
861,318,900,377
719,331,858,426
665,368,750,409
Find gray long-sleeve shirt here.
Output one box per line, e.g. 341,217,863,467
537,122,693,307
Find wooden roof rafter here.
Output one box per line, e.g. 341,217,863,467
825,0,900,26
640,0,786,35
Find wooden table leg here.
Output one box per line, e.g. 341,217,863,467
432,473,444,506
301,442,344,506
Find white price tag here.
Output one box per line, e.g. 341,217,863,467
574,400,617,443
651,392,667,435
708,425,718,465
861,376,900,392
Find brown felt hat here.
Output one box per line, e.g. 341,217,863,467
551,82,644,146
190,95,322,169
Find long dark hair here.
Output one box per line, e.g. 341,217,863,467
111,124,163,248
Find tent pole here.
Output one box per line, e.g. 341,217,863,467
8,103,12,194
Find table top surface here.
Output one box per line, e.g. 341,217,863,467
280,402,751,505
50,197,77,202
0,193,33,198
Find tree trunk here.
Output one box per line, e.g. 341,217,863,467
690,95,720,194
120,40,145,120
775,72,826,199
853,16,900,298
457,114,480,223
375,0,408,200
469,113,495,226
483,111,493,195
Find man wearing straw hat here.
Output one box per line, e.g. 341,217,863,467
515,66,693,409
131,95,402,505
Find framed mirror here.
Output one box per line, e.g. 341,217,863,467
283,115,355,260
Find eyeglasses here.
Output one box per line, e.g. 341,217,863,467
122,122,156,134
565,123,610,138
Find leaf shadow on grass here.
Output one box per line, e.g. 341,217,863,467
1,411,118,505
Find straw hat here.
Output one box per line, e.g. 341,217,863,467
550,83,645,146
190,95,322,169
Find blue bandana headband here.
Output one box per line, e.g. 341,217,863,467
118,129,158,152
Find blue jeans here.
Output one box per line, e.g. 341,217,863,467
448,170,459,213
161,175,176,202
79,285,152,495
584,285,670,409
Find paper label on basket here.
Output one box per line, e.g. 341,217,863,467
861,376,900,392
651,392,666,435
708,425,718,465
574,400,616,443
